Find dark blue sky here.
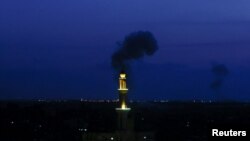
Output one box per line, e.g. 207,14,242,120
0,0,250,100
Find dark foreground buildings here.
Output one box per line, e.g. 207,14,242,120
0,100,250,141
0,73,249,141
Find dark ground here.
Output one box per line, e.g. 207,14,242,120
0,100,249,141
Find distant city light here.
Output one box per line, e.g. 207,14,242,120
10,121,14,125
78,128,83,131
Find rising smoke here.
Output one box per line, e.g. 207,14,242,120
111,31,158,71
210,64,229,92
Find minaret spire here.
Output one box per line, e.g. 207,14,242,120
116,71,131,134
118,71,129,109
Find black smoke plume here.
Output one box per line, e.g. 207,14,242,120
111,31,158,71
210,64,229,94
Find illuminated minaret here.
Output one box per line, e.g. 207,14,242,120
116,71,131,133
118,72,129,109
